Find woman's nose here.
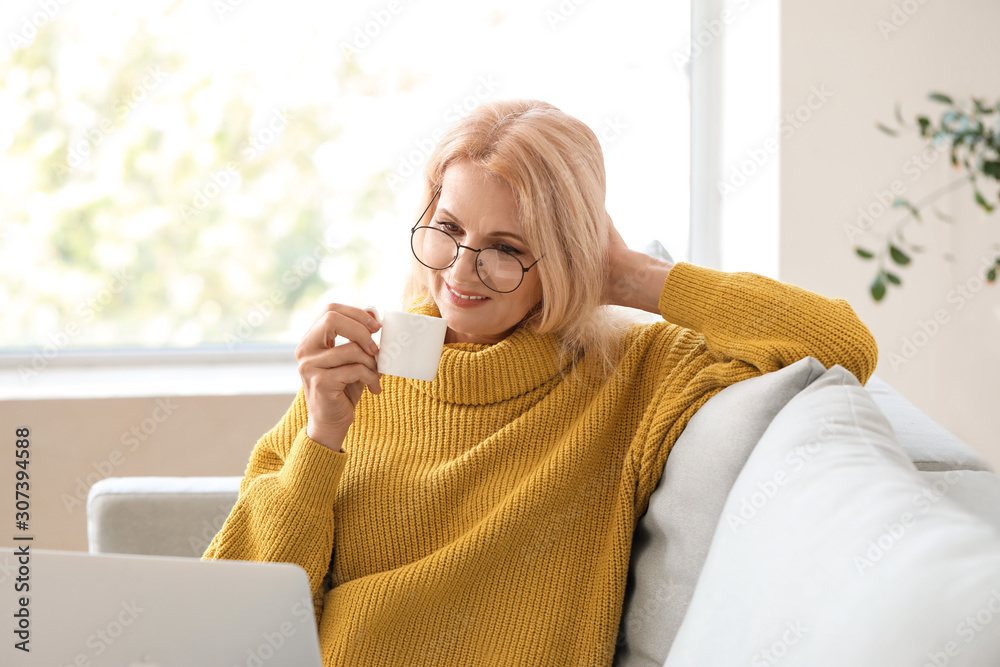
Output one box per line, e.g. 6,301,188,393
450,245,480,281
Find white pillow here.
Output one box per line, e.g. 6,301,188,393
664,366,1000,667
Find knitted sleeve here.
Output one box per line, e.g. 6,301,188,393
201,389,348,625
660,262,878,383
628,262,879,513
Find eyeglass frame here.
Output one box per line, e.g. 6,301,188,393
409,185,544,294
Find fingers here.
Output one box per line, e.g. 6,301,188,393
330,303,381,332
323,362,382,396
310,340,379,374
299,306,380,358
304,349,381,395
297,304,386,402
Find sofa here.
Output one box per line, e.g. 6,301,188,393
87,357,1000,665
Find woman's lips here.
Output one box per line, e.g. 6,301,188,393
445,282,491,307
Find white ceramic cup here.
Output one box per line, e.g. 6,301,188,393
367,308,449,382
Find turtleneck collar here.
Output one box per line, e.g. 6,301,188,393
404,296,573,405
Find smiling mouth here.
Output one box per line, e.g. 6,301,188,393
446,283,489,300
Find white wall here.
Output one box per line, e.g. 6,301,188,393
0,393,295,552
780,0,1000,469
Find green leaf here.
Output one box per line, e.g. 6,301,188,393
942,111,960,132
973,98,994,115
885,271,902,285
988,267,997,283
855,247,876,259
974,190,996,213
933,207,953,222
928,92,954,105
870,275,887,301
916,116,931,136
892,198,921,220
983,161,1000,179
876,123,899,136
889,244,911,266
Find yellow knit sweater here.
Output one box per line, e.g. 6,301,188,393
203,262,878,666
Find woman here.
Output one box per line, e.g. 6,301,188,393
203,99,878,665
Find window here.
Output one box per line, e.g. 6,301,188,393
1,0,691,356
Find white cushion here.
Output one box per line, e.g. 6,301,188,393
615,358,829,664
865,374,992,472
919,470,1000,532
664,366,1000,666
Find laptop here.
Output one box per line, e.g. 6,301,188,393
1,548,323,666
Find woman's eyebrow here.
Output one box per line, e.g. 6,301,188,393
436,207,526,244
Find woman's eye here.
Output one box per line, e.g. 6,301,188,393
496,243,521,255
435,221,460,233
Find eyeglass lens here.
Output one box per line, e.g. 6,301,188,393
412,227,525,293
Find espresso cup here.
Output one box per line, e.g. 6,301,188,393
366,308,448,382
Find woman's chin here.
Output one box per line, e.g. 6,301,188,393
444,320,509,346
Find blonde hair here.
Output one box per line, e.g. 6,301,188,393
403,99,631,383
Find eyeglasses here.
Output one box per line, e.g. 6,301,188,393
410,185,543,294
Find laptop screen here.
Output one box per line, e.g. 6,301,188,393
1,548,323,667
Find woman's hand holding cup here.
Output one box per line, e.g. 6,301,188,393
295,304,382,452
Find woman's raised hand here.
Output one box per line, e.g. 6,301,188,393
295,304,382,452
602,212,634,307
601,211,674,313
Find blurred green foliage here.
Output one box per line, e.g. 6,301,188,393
0,3,401,350
859,93,1000,301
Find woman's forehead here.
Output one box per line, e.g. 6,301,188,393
438,162,521,234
